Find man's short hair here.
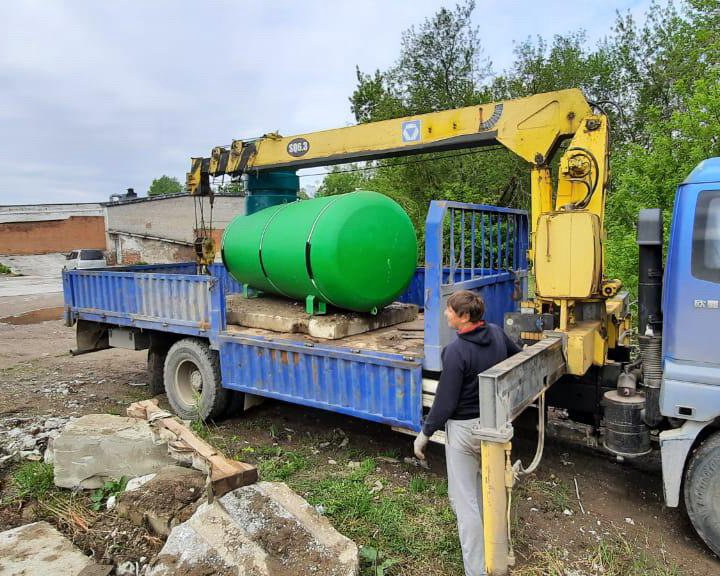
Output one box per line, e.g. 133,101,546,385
447,290,485,322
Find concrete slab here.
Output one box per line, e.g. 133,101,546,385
148,481,358,576
0,521,94,575
0,276,63,297
226,294,418,340
53,414,175,489
0,253,66,277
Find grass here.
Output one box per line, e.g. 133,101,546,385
409,475,430,494
588,532,683,576
254,447,309,481
512,529,683,576
12,462,55,500
0,263,14,275
289,458,464,575
518,475,573,513
190,417,211,441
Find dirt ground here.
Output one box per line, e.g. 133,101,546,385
1,315,719,575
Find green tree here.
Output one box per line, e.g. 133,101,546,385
350,0,490,122
601,0,720,293
491,32,615,103
316,165,370,197
147,175,183,197
343,0,516,249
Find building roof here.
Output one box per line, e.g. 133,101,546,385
102,193,245,207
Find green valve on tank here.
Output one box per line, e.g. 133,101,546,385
221,191,417,314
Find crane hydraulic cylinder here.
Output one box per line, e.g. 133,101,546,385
221,190,417,314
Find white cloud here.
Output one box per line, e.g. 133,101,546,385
0,0,652,204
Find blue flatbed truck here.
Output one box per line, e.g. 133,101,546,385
62,159,720,560
63,200,528,434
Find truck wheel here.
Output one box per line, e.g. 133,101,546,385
147,346,169,396
163,338,228,421
684,431,720,557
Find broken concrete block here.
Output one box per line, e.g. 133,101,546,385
148,481,358,576
226,293,418,339
116,465,205,536
53,414,175,489
0,521,94,575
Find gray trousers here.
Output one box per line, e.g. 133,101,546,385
446,418,485,576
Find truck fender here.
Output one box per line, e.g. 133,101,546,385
659,419,713,507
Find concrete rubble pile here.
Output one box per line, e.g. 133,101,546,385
0,415,71,468
148,481,358,576
0,401,359,576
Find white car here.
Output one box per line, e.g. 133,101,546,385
63,249,107,271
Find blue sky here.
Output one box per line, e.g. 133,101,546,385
0,0,652,205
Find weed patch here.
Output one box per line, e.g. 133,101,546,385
409,475,430,494
520,475,573,513
252,447,309,481
90,476,128,511
12,462,55,500
512,529,682,576
190,418,211,441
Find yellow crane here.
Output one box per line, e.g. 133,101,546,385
188,88,626,574
189,88,621,377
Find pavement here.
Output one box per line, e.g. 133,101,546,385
0,292,64,317
0,253,65,299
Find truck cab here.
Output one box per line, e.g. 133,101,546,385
656,157,720,555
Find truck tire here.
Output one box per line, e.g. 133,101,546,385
163,338,228,421
147,346,168,396
684,430,720,557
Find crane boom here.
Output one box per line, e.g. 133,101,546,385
189,87,616,376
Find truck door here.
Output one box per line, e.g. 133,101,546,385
662,161,720,421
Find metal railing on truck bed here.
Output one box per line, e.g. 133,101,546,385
423,201,529,371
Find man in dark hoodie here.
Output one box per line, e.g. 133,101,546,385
413,290,520,576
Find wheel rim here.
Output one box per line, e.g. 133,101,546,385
175,359,204,408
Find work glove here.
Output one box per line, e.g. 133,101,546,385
413,431,429,460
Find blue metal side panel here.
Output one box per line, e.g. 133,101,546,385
218,333,424,430
64,269,221,340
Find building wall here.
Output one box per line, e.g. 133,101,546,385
105,194,245,244
105,193,245,264
0,216,106,255
107,234,195,265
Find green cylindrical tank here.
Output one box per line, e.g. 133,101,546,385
221,191,417,313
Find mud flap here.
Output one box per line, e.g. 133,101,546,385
71,320,110,355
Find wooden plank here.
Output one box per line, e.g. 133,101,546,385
126,399,257,496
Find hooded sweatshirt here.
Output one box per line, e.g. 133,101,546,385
422,322,521,437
